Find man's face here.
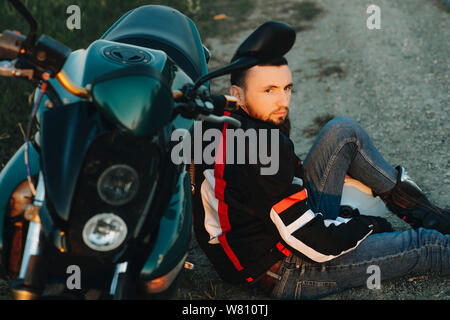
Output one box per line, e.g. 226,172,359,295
230,65,293,125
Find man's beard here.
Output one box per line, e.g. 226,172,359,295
245,105,291,137
275,115,291,137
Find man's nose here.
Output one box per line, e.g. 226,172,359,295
277,91,290,107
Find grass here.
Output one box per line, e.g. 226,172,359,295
0,0,253,167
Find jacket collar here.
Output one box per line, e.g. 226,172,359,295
232,107,279,129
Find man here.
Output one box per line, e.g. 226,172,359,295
191,56,450,299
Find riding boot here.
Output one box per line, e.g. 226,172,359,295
376,166,450,235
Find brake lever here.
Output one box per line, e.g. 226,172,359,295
0,60,34,79
197,114,241,128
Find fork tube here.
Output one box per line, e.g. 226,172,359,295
12,173,48,299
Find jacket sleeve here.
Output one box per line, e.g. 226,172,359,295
247,133,374,263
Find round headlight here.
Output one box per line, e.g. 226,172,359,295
97,164,139,206
82,213,127,252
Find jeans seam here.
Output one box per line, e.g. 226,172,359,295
273,268,291,298
355,141,397,188
318,137,358,193
273,256,295,298
297,280,338,287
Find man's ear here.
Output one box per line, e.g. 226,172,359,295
230,85,245,105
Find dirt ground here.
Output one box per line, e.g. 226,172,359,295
175,0,450,300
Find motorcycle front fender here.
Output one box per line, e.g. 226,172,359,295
139,169,192,291
0,143,40,262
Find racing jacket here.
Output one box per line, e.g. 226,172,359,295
191,108,375,284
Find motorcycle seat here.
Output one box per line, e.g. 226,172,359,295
101,5,209,82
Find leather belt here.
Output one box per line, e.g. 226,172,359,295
256,260,283,294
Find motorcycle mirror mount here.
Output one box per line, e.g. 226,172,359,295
7,0,38,51
193,21,296,90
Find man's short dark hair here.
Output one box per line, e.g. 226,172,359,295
230,56,288,88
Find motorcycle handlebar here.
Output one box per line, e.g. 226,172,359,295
172,90,242,127
172,90,241,113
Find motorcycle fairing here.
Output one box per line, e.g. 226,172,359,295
91,64,175,136
39,101,106,222
101,5,209,84
0,143,40,258
139,168,192,282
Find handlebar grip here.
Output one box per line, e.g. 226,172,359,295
210,94,240,113
0,30,26,60
197,114,241,128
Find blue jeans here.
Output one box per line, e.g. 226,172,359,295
272,116,450,299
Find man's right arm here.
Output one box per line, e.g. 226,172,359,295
247,135,376,263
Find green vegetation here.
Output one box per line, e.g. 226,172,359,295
0,0,253,167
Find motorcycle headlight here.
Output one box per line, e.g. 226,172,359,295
82,213,127,252
97,164,139,206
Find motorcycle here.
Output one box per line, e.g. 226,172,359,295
0,0,296,299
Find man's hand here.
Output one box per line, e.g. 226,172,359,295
357,215,394,234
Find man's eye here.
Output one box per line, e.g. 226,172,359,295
265,89,272,93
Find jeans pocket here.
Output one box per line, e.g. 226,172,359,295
295,280,338,300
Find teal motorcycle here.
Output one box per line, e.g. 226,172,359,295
0,0,295,299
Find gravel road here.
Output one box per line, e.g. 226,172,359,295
177,0,450,300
